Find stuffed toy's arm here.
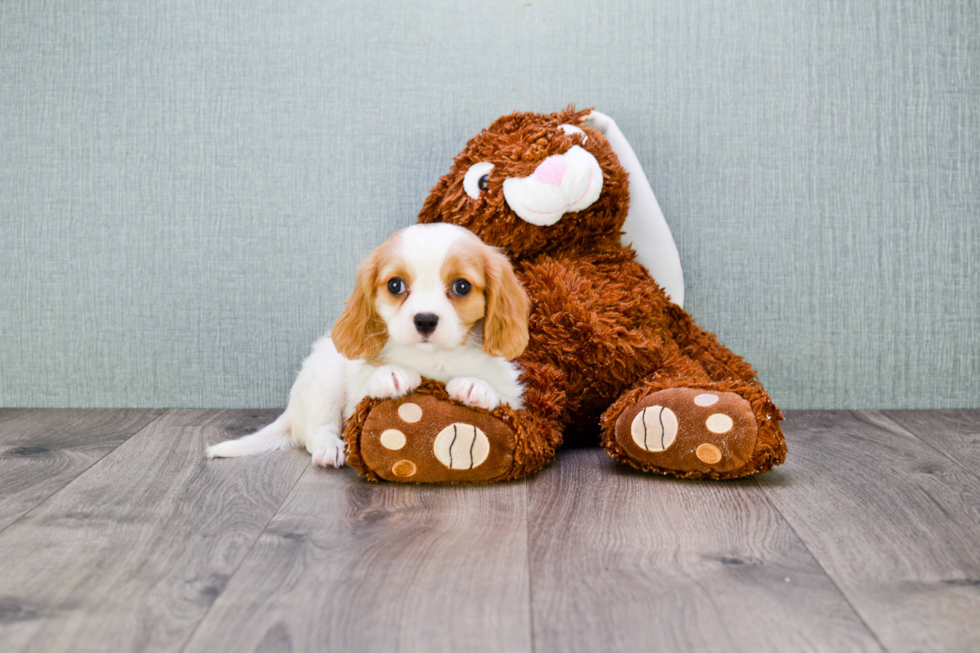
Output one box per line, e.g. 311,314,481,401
584,111,685,308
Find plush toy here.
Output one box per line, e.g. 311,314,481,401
344,107,787,483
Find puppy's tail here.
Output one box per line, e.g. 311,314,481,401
206,413,293,459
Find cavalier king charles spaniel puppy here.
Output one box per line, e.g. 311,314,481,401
206,223,529,467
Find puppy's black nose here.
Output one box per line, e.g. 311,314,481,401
413,313,439,336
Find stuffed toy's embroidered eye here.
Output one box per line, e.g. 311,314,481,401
559,124,588,143
451,279,472,296
387,278,406,295
463,162,495,199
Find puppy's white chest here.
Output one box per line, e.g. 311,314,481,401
387,346,482,382
406,352,461,382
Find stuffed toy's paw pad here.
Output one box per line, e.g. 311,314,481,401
613,388,758,474
357,395,518,482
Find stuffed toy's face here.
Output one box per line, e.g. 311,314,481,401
418,107,630,260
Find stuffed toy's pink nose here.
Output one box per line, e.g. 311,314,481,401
533,155,567,186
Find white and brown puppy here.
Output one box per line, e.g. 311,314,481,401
206,223,529,467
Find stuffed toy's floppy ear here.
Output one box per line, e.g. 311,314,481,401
584,110,685,308
482,247,529,360
332,251,388,360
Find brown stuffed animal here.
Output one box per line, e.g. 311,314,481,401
344,107,787,482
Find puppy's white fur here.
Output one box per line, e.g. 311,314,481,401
206,224,529,467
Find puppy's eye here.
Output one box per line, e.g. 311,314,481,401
387,278,406,295
451,279,472,297
559,124,588,143
463,162,495,199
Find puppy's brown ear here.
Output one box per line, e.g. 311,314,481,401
417,176,449,224
482,247,529,360
332,251,387,360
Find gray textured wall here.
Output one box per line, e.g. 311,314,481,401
1,0,978,410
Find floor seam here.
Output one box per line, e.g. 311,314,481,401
751,468,891,653
0,408,169,539
178,459,311,652
874,410,980,483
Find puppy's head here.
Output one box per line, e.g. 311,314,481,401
332,223,529,361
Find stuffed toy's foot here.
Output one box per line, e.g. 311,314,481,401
344,380,563,483
601,383,786,480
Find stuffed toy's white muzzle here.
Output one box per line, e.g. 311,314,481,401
502,145,604,226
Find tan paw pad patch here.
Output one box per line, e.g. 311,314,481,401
694,393,719,406
391,459,417,477
397,402,423,423
630,406,678,452
379,429,407,450
433,423,490,470
696,443,722,464
706,413,734,434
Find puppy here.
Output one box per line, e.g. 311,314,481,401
206,223,529,467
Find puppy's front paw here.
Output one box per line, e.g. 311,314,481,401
311,434,347,468
446,377,501,411
367,365,422,399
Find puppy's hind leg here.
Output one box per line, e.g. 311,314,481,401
307,425,346,468
206,413,292,459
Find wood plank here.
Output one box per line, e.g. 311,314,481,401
527,448,881,653
183,471,531,653
0,409,164,532
885,409,980,472
756,411,980,653
0,409,309,653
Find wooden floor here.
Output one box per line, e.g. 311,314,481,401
0,410,978,652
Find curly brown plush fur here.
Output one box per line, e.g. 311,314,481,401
345,106,786,482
